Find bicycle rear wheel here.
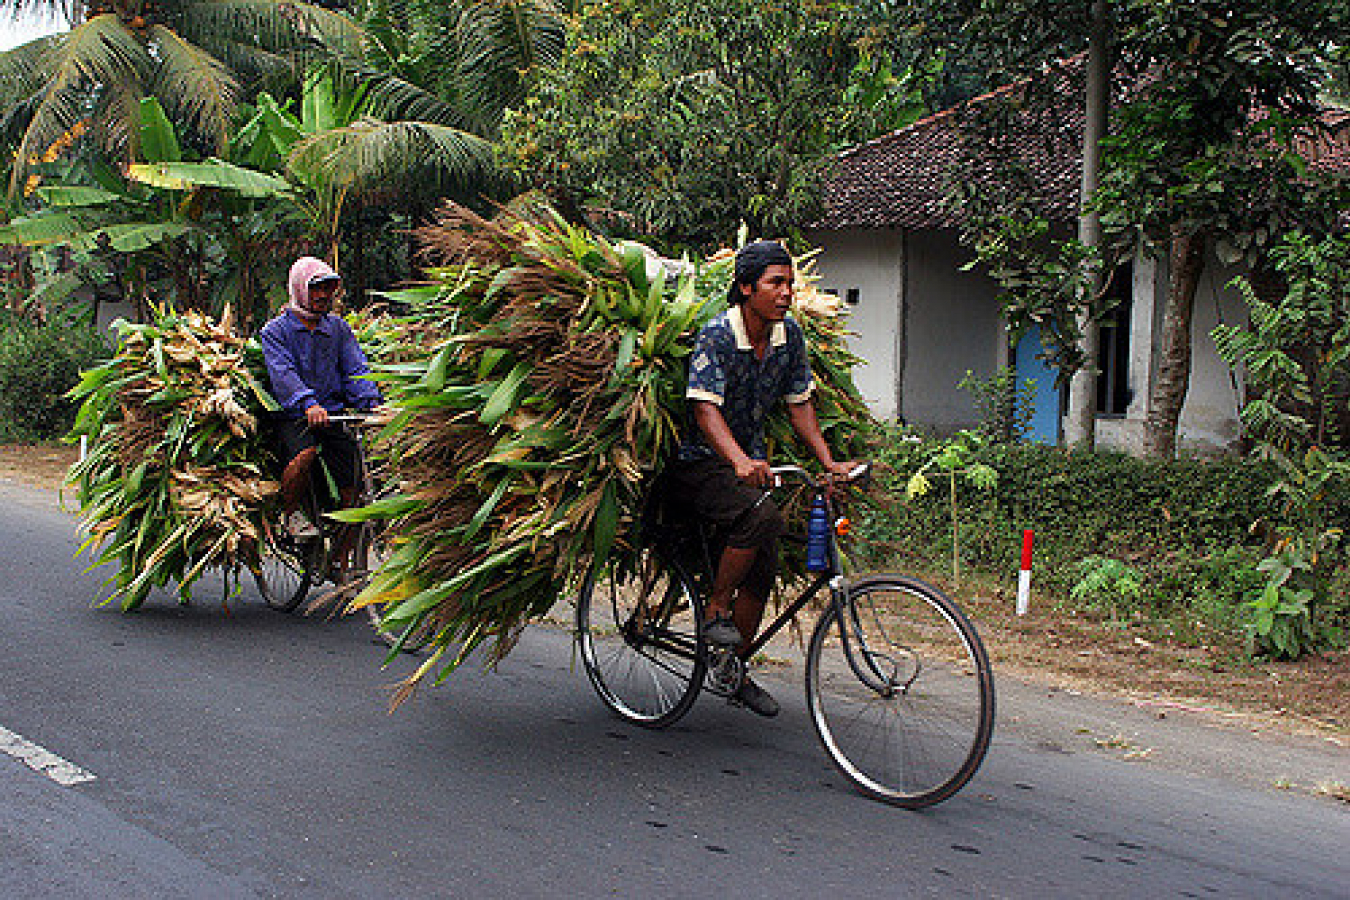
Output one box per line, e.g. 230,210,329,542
255,537,323,613
806,575,994,808
576,549,706,728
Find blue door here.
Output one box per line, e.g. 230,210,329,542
1013,324,1061,445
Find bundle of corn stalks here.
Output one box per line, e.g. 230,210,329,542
349,201,872,700
67,307,280,610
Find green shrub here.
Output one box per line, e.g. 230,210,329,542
854,426,1347,640
0,314,110,441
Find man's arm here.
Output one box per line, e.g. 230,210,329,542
786,400,857,479
691,400,773,487
259,326,319,416
335,323,382,411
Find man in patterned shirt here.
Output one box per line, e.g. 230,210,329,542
664,241,858,717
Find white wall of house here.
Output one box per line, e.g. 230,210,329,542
1177,256,1248,451
807,228,904,420
1097,251,1247,454
809,227,1002,432
903,229,1003,431
811,229,1246,452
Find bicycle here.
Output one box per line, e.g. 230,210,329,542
252,415,434,652
575,463,995,809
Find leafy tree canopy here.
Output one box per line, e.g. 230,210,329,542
501,0,928,251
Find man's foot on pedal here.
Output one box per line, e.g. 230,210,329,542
286,509,319,539
734,677,780,718
702,614,742,648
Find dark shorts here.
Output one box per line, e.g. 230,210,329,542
272,416,360,490
661,455,783,593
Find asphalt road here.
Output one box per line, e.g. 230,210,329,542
1,482,1347,899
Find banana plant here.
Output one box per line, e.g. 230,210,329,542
0,97,303,323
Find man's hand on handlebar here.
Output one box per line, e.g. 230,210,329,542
733,456,775,488
305,404,330,429
825,459,866,482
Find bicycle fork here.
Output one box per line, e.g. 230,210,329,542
833,577,913,697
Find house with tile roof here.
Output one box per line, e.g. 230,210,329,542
805,66,1350,452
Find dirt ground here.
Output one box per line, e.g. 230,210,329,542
6,440,1346,741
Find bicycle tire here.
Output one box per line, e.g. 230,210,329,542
576,548,706,728
806,575,994,808
255,537,323,613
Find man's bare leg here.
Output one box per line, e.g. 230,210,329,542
280,447,319,514
331,486,361,576
706,545,757,622
730,586,768,659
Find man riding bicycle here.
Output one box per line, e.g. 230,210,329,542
663,240,859,717
259,256,382,540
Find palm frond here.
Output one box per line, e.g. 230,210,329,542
452,0,565,115
286,116,497,202
329,58,483,133
184,0,364,60
90,71,143,160
0,32,57,141
8,14,149,194
147,24,238,153
192,36,298,90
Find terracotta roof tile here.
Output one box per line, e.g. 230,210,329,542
818,62,1350,232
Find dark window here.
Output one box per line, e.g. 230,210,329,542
1096,263,1133,416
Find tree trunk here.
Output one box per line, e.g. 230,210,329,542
1063,0,1110,449
1143,229,1206,458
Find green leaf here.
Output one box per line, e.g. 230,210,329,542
33,185,125,207
0,212,83,247
423,343,454,392
96,222,195,252
590,481,619,577
127,161,292,198
137,97,182,163
479,362,532,426
329,493,420,523
464,476,513,542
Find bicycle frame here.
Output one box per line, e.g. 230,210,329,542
699,465,898,695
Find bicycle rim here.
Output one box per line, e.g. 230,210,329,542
576,551,705,728
806,576,994,808
256,539,319,613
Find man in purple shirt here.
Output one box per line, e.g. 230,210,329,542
259,256,382,538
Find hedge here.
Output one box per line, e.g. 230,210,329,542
0,315,110,442
855,430,1350,631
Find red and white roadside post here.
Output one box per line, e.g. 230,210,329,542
1017,529,1033,616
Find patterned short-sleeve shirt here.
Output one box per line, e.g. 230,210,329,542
678,305,814,461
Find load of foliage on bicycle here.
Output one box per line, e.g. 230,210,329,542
344,198,874,702
66,306,282,610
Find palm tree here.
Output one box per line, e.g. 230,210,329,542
0,0,361,193
355,0,565,136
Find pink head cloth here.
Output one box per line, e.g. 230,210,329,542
287,256,340,311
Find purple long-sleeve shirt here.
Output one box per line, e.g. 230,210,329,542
258,310,382,417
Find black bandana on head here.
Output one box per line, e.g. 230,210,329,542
728,240,792,305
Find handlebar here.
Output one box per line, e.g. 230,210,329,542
768,462,871,490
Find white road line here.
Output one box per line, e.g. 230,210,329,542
0,725,97,786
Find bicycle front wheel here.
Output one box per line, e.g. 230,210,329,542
576,549,706,728
359,524,435,653
806,576,994,808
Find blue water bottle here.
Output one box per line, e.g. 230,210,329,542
806,494,829,571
